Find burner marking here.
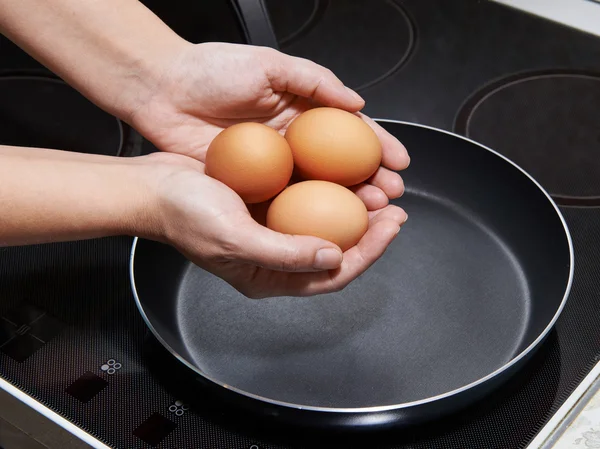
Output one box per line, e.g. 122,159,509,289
100,358,122,375
1,317,17,327
168,400,189,417
15,325,30,336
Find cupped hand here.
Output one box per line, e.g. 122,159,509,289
145,153,407,299
131,42,410,212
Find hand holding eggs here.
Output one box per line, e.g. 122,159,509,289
205,108,384,252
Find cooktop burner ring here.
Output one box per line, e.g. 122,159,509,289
267,0,415,92
355,0,416,92
454,69,600,206
267,0,327,47
0,74,124,157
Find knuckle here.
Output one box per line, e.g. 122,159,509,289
310,76,327,99
323,67,336,79
210,232,240,262
279,240,301,271
275,235,301,271
258,46,279,59
258,47,281,70
325,273,346,295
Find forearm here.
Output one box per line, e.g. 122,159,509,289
0,0,189,123
0,146,157,246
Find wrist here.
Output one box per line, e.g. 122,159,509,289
126,153,196,244
116,156,168,242
113,35,193,128
0,0,193,132
126,40,198,146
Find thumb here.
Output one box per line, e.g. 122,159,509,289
234,217,343,272
266,51,365,111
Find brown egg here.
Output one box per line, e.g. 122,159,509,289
205,122,293,204
285,107,382,186
266,180,369,252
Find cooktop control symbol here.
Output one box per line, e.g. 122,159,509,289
133,413,177,448
168,400,189,417
0,303,64,362
100,358,122,375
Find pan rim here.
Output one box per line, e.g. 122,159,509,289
129,120,575,414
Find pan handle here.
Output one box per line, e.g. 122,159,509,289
229,0,279,49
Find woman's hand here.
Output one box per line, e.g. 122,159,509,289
131,42,410,211
0,0,410,297
0,0,409,209
146,153,407,298
0,146,406,298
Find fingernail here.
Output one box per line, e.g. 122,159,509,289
345,86,364,104
396,215,408,235
314,248,343,270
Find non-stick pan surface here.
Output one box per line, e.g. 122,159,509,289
130,121,573,428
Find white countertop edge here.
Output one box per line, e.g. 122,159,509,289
527,359,600,448
1,360,599,449
0,376,110,449
491,0,600,38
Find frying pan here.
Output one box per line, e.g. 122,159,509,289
130,120,573,430
129,0,573,430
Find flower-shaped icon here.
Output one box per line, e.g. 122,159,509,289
100,359,122,375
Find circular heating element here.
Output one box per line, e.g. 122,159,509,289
266,0,414,91
0,76,123,155
265,0,326,46
455,71,600,203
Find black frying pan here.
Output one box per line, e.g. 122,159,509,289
130,120,573,430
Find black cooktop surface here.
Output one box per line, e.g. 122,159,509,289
1,1,600,448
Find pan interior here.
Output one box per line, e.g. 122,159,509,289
133,123,571,410
174,191,530,408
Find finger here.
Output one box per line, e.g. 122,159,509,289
350,183,388,210
330,218,401,283
267,51,365,112
368,204,408,223
357,113,410,171
232,216,343,272
300,218,402,296
366,167,405,199
319,206,408,293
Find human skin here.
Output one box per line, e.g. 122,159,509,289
0,0,409,298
